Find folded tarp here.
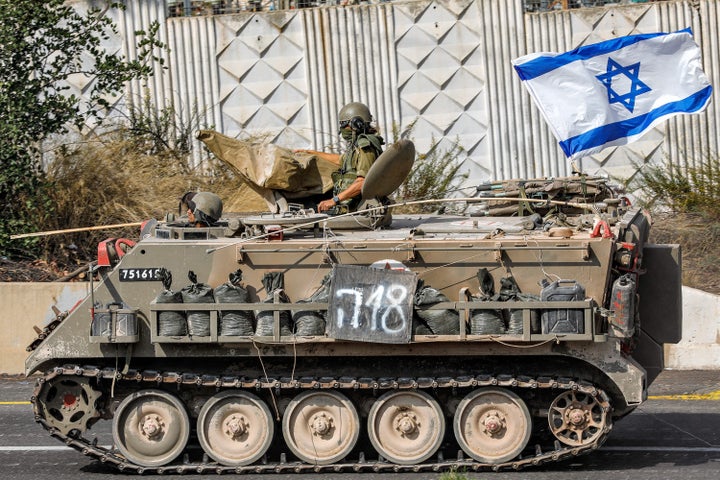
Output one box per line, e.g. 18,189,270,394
198,130,336,199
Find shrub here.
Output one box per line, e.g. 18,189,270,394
634,156,720,218
392,121,469,213
0,0,165,257
39,134,231,263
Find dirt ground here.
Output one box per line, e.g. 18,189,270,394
1,212,717,295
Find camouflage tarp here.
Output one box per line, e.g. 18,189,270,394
198,130,335,200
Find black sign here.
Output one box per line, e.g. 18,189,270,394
327,264,417,344
119,268,161,281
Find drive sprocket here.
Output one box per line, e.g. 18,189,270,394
35,375,102,435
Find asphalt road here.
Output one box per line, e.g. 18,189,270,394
1,370,718,480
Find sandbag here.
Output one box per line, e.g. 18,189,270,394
470,310,506,335
470,268,505,335
214,269,254,336
155,268,186,336
255,272,293,336
496,276,539,335
293,273,331,336
181,271,214,337
508,293,541,334
412,317,433,335
414,280,460,335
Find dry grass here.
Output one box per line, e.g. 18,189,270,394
38,133,265,265
649,212,720,295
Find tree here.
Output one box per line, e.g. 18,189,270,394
0,0,164,257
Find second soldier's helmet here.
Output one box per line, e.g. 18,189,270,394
338,102,372,132
188,192,223,225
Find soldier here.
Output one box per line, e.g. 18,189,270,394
297,102,384,213
179,191,223,227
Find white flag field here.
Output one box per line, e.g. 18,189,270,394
512,28,713,160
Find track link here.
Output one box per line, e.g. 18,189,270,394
31,365,613,473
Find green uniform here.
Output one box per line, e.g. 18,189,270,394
331,134,384,211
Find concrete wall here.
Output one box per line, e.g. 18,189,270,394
2,283,717,375
665,287,720,370
3,283,90,375
68,0,720,182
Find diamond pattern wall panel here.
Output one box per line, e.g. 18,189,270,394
216,11,310,145
395,0,492,182
69,0,720,185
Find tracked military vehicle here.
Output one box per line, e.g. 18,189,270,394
25,140,682,473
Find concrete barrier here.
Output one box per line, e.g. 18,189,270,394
1,283,718,374
665,286,720,370
3,283,89,375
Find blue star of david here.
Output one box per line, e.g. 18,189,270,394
596,58,652,113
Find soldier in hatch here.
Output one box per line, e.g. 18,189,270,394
178,191,223,227
296,102,384,213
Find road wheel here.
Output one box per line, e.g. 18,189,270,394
112,389,190,467
453,388,532,464
282,390,359,465
197,391,274,466
367,390,445,464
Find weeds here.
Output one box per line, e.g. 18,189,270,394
392,121,469,213
439,467,471,480
634,155,720,218
633,154,720,294
124,92,206,163
38,135,252,265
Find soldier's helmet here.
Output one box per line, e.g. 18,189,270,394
338,102,372,132
189,192,223,225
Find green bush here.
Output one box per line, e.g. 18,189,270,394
634,156,720,218
0,0,165,257
392,121,469,213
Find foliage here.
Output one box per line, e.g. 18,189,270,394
650,212,720,295
438,467,471,480
0,0,165,257
125,92,205,163
392,121,469,213
40,129,248,266
632,156,720,294
633,156,720,219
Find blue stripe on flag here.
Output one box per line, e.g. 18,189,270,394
558,85,713,157
514,28,692,81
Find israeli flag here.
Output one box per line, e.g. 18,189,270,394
512,28,713,160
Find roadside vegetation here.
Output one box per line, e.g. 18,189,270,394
0,0,165,258
391,122,469,213
633,156,720,294
438,468,471,480
39,121,251,264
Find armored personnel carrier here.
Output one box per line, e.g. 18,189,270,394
25,141,681,473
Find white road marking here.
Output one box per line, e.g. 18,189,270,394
0,446,109,451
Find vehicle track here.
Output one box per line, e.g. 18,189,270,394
31,365,613,473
